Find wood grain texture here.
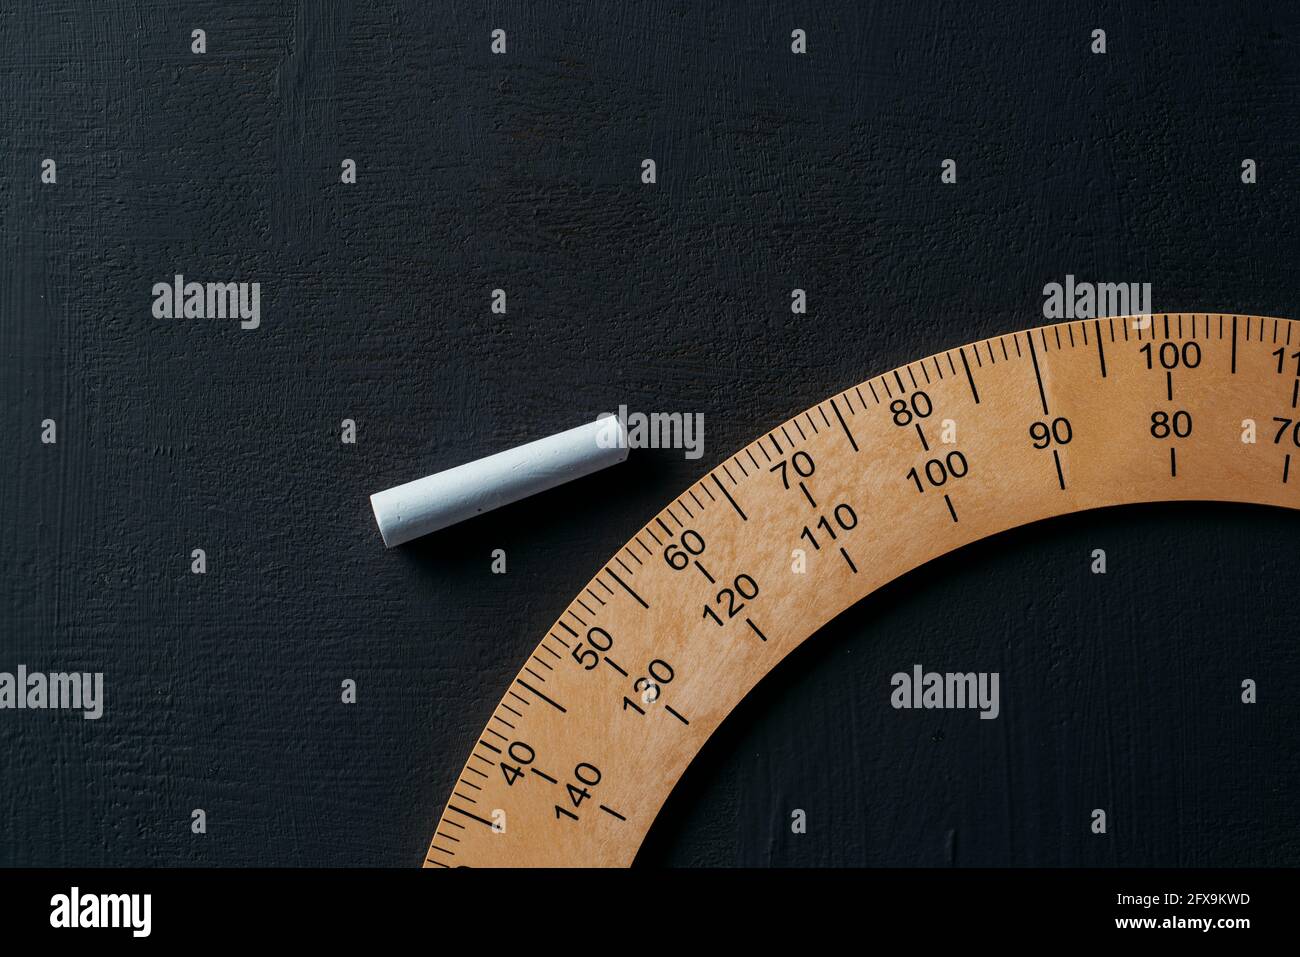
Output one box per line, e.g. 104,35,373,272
1,2,1298,867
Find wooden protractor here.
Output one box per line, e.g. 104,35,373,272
425,313,1298,868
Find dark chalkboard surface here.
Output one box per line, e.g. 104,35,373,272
2,1,1297,867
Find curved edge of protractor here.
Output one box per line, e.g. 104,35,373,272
425,313,1299,868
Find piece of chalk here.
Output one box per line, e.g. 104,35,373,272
370,416,629,547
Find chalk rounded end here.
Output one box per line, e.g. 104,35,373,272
596,412,630,464
370,493,397,548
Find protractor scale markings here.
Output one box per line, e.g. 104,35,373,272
426,314,1298,867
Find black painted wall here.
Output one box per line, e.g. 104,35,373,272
2,1,1297,867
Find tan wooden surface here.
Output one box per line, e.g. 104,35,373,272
424,314,1298,867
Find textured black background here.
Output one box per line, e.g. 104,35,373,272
2,1,1298,867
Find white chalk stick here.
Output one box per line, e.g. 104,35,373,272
370,416,629,547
